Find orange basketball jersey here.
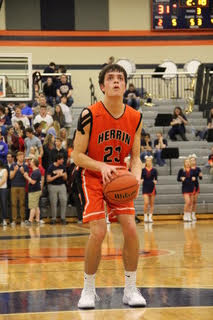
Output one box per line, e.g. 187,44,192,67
85,101,142,177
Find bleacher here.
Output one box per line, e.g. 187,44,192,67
71,100,213,218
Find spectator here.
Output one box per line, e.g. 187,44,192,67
59,95,72,136
13,121,25,152
140,133,152,162
168,107,188,141
24,158,42,226
53,104,65,128
42,62,56,83
195,107,213,140
0,105,7,127
47,153,68,225
20,102,33,123
0,128,8,164
0,159,8,226
123,83,140,110
153,132,167,166
34,123,46,144
10,151,28,226
56,74,73,107
4,106,12,126
102,56,115,68
11,106,30,128
33,106,53,133
33,95,53,116
60,128,68,149
24,127,43,159
42,133,55,170
51,137,68,166
43,77,56,107
5,152,15,223
5,126,19,153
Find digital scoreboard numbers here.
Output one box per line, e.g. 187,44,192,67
152,0,213,30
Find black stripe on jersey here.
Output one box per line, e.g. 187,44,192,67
136,112,143,132
101,102,126,120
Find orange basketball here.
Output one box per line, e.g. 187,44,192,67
103,168,139,204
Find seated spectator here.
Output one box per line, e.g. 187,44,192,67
153,132,167,166
20,102,33,124
11,105,30,129
5,126,19,153
168,107,188,141
24,128,43,159
59,95,72,136
59,128,68,149
195,107,213,140
43,77,56,107
33,106,53,133
51,137,68,166
140,133,152,162
53,104,65,128
56,74,73,107
42,62,57,83
42,133,56,171
13,121,26,152
0,105,7,127
32,95,53,116
0,128,8,164
47,153,68,225
102,56,115,69
208,146,213,180
4,106,12,126
123,83,140,110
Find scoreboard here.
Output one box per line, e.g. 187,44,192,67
152,0,213,30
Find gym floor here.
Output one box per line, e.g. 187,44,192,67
0,219,212,319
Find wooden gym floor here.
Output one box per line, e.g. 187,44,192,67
0,219,213,319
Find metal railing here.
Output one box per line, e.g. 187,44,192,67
128,72,196,100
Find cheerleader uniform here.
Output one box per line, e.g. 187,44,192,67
141,167,158,196
191,167,202,194
177,168,195,194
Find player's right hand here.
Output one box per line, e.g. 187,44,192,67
100,164,123,185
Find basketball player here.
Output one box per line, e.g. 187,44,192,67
189,154,202,221
177,158,195,222
72,64,146,309
141,156,157,223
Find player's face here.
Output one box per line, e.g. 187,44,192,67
101,71,126,97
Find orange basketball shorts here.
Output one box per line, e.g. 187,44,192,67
81,170,135,223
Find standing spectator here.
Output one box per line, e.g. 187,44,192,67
0,105,7,128
153,132,167,166
42,62,56,83
6,126,19,152
56,74,73,107
42,134,55,171
24,158,42,225
168,107,188,141
208,146,213,180
33,95,53,116
53,105,65,128
43,77,56,107
34,123,46,144
10,151,28,226
47,153,67,225
59,128,68,149
123,83,140,110
13,121,25,152
4,106,12,126
33,106,53,133
11,105,30,128
189,154,202,221
51,137,68,166
24,127,43,158
140,133,152,162
59,95,72,136
0,129,8,164
5,152,14,223
0,160,8,226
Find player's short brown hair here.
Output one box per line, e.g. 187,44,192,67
98,63,127,86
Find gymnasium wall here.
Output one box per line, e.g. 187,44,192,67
0,0,213,106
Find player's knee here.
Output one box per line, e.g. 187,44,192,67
90,227,107,243
123,223,137,239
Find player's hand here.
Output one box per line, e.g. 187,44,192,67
100,164,121,185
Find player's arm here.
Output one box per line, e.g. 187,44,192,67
130,118,143,183
72,109,118,184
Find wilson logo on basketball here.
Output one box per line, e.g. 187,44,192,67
114,190,137,200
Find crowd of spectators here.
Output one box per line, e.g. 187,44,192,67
0,62,79,227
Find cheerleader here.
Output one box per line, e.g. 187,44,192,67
177,158,195,222
189,154,202,221
141,156,158,223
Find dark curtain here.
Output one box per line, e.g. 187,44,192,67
40,0,75,30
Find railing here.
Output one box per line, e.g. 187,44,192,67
128,72,196,100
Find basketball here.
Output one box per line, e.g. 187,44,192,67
103,168,139,204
